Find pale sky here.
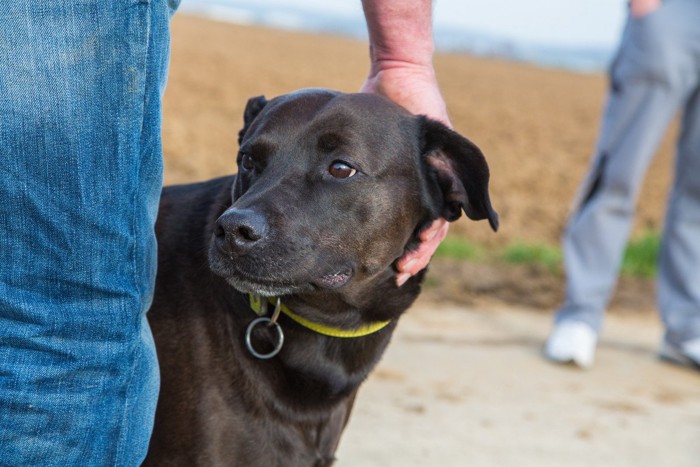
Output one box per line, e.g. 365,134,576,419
433,0,628,48
184,0,630,50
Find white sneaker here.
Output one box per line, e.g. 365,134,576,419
659,337,700,371
544,321,598,369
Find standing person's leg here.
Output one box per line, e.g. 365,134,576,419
0,1,178,464
658,86,700,367
546,5,690,367
658,51,700,367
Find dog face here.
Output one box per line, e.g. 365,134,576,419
208,89,497,297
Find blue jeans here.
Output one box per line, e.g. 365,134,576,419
0,1,178,464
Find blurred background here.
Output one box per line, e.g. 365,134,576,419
180,0,627,71
159,3,698,465
162,0,675,312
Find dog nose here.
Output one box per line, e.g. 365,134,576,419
215,208,269,253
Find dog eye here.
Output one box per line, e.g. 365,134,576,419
328,161,356,179
240,153,255,171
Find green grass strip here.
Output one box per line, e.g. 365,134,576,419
432,231,660,279
434,236,483,260
500,241,562,273
621,231,660,278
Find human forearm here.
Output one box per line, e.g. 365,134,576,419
362,0,435,70
360,0,449,126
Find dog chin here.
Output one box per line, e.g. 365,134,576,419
225,276,308,297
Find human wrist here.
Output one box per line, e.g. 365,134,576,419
365,53,437,82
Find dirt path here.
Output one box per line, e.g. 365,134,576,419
335,298,700,467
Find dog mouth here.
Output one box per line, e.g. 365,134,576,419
225,275,302,297
225,269,353,297
210,250,354,296
313,268,353,289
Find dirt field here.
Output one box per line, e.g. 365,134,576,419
163,15,678,248
162,14,698,466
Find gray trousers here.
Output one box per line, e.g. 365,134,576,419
557,0,700,346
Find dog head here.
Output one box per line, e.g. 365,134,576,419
209,89,497,298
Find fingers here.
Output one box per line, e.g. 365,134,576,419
395,219,449,286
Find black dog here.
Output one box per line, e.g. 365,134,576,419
145,89,498,466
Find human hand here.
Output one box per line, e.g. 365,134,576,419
360,60,452,128
360,62,451,286
360,60,452,127
629,0,661,18
395,218,449,287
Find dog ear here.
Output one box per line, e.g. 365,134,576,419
238,95,268,145
420,117,499,231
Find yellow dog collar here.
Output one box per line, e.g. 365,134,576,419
249,294,392,338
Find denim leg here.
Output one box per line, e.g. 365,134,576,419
0,1,173,465
557,5,691,331
656,0,700,346
659,86,700,345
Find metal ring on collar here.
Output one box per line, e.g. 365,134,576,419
245,317,284,359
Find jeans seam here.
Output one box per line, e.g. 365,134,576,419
114,1,153,465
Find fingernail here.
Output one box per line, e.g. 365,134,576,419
396,273,411,287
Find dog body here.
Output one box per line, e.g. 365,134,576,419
145,89,497,466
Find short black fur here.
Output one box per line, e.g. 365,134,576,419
145,89,497,466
